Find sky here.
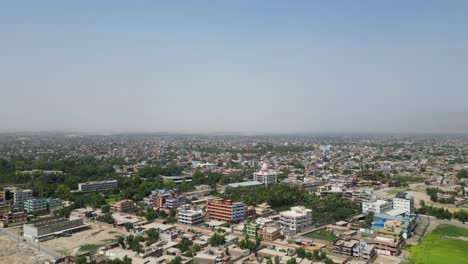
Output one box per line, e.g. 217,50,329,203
1,1,467,134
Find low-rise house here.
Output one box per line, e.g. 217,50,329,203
111,199,136,212
257,226,282,241
333,238,360,257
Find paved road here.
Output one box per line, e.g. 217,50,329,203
0,227,62,261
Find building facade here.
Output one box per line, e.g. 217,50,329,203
23,216,85,241
393,192,414,214
362,199,393,214
207,199,245,222
78,180,118,192
24,198,48,213
257,226,282,241
0,211,28,227
111,199,136,212
13,189,33,208
279,206,312,236
178,210,204,225
254,164,278,185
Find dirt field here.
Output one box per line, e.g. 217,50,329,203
373,254,402,264
0,236,49,264
375,183,464,212
41,224,123,256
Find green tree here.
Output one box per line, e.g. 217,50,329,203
76,256,87,264
208,233,226,246
101,204,111,214
178,237,193,252
163,179,176,190
274,256,280,264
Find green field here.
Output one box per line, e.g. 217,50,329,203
409,224,468,264
304,230,338,242
105,193,122,204
79,244,100,252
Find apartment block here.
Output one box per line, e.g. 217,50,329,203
78,180,118,192
150,189,175,209
0,211,28,227
393,192,414,214
243,221,260,238
13,189,33,208
24,198,48,213
362,199,393,214
207,199,245,222
369,226,403,256
178,210,204,225
164,198,187,209
279,206,312,236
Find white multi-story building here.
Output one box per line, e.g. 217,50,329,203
178,210,204,225
362,199,393,214
24,198,48,213
78,180,118,192
13,189,33,208
254,164,278,185
279,206,312,236
393,192,414,214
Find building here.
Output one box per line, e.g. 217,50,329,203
13,189,33,208
255,203,274,217
164,198,187,209
369,226,403,256
333,238,360,257
353,240,376,261
78,180,118,192
207,199,245,222
24,198,48,213
47,198,62,211
159,175,192,184
254,164,278,185
393,192,414,214
257,226,282,241
243,221,260,238
178,210,204,225
150,189,176,209
111,199,136,212
23,216,86,241
362,199,393,214
224,181,263,189
0,188,13,203
0,203,11,215
279,206,312,236
373,213,419,239
0,211,28,227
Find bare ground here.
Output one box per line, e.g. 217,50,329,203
0,236,50,264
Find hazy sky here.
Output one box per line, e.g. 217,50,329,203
1,1,467,134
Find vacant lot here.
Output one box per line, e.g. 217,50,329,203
41,224,122,256
0,236,49,264
304,230,338,242
409,224,468,264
